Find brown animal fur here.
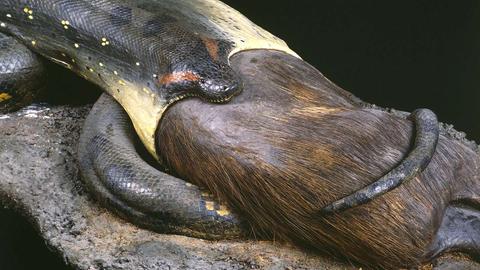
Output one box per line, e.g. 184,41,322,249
156,50,480,269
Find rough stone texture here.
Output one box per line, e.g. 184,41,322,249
430,254,480,270
0,104,355,270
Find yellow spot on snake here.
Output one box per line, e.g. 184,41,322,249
24,8,34,20
216,205,231,216
0,93,12,102
205,201,215,211
74,43,79,48
101,37,110,46
61,20,70,30
118,80,126,86
6,14,12,18
31,40,36,46
0,23,5,28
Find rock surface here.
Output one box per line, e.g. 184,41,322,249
0,103,478,269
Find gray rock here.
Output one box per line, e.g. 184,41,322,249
0,104,353,270
431,254,480,270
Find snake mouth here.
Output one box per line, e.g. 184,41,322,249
206,94,235,104
166,92,235,107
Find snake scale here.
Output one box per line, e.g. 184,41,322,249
0,0,438,241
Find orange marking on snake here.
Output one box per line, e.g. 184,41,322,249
0,92,12,102
159,71,200,85
201,37,219,61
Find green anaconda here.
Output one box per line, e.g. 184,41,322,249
0,0,443,254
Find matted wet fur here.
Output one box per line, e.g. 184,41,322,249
156,50,480,269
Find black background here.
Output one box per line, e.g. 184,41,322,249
1,1,478,269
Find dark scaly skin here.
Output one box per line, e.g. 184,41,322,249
78,93,244,239
0,32,45,112
0,0,241,104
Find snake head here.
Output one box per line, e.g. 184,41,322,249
161,62,242,105
196,61,242,103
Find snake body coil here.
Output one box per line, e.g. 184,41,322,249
0,32,44,112
78,93,243,238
